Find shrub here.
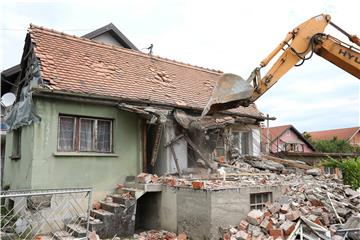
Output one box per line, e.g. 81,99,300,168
322,157,360,190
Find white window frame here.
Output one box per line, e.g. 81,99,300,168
57,116,76,152
232,130,251,155
250,192,273,210
58,115,113,153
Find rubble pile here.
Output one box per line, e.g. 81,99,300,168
221,175,360,240
134,230,187,240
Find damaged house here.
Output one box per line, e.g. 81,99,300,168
2,24,270,238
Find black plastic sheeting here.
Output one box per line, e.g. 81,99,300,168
5,85,41,131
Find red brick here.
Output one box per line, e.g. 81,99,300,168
264,210,271,218
177,233,187,240
151,174,159,183
269,228,283,239
192,181,204,189
280,220,295,235
260,218,273,232
239,220,249,231
137,173,152,184
285,210,300,221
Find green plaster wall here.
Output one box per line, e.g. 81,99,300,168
4,96,141,200
3,125,34,189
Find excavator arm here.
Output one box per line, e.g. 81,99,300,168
249,14,360,101
202,14,360,116
313,34,360,79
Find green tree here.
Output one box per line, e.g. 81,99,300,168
310,137,360,153
322,157,360,190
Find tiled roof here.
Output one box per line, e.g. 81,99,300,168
261,125,291,143
28,25,263,118
308,127,360,141
261,124,315,150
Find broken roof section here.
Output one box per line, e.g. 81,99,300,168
28,25,264,120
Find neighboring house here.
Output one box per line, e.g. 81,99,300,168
3,24,265,201
261,125,315,153
307,126,360,147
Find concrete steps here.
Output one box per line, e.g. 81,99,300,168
52,230,76,240
87,186,139,239
100,200,125,214
65,223,87,238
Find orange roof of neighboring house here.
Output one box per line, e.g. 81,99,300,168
308,127,360,141
261,125,291,143
27,25,263,118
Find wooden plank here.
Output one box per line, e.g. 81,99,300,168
150,124,163,166
183,134,212,168
164,134,184,147
262,154,312,170
143,121,147,172
169,144,182,177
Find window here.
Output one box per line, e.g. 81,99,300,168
250,192,272,210
233,131,250,155
58,116,112,153
58,116,75,151
11,128,21,159
324,167,336,175
284,143,304,152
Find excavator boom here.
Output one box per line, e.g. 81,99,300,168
202,14,360,117
314,35,360,78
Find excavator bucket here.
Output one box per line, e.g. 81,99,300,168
201,73,254,117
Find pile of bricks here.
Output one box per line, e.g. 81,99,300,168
137,173,159,184
222,175,360,240
134,230,187,240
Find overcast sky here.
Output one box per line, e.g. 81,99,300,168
1,0,359,132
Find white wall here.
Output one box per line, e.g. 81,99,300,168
155,120,187,175
252,128,261,156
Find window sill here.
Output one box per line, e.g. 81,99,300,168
53,152,118,157
10,155,21,160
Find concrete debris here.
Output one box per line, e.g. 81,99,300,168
220,174,360,240
246,210,264,225
134,230,187,240
228,154,285,172
306,168,322,176
342,214,360,240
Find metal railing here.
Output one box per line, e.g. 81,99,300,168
0,187,92,239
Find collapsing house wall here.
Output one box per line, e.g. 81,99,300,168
152,109,262,177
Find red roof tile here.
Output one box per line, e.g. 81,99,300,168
261,125,291,143
308,127,360,141
28,25,263,118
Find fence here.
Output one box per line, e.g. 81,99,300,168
0,187,92,240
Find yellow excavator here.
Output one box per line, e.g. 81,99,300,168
202,14,360,116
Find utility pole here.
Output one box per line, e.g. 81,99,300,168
265,114,276,153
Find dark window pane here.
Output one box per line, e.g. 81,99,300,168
97,120,111,152
12,128,21,156
241,132,250,154
250,194,255,204
232,132,240,147
263,193,268,203
59,117,75,151
80,119,94,151
256,193,262,203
